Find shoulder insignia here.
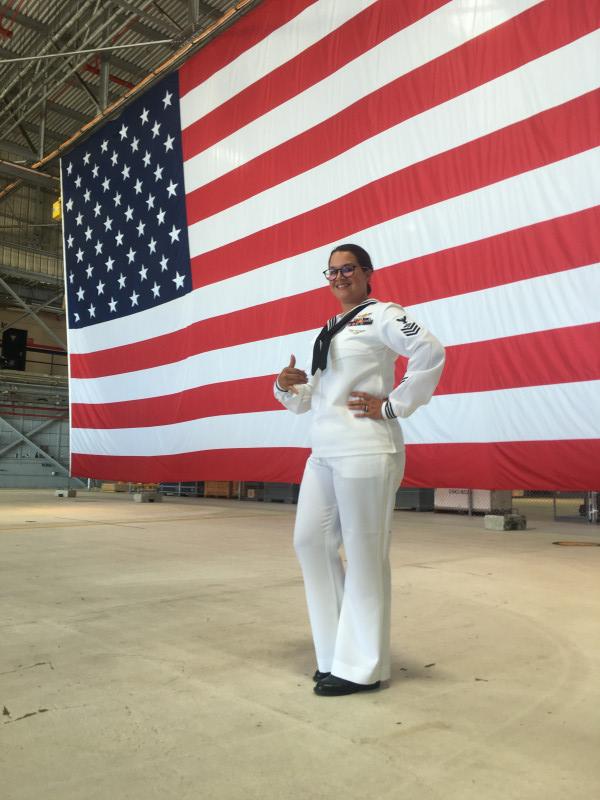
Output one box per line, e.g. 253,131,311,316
397,316,420,336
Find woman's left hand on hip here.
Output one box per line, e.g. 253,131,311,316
347,391,385,420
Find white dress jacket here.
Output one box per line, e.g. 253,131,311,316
274,299,446,458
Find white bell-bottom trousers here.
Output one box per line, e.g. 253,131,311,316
293,451,405,684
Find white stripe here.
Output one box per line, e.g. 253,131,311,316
179,0,379,129
70,380,600,456
70,263,600,405
68,148,600,355
183,0,541,190
187,31,600,257
412,263,600,347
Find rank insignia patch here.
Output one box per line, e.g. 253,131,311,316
397,316,420,336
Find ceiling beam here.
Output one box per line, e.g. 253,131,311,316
0,160,59,189
45,100,88,123
112,0,182,37
0,9,49,35
0,139,36,159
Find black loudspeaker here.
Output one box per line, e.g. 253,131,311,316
1,328,27,371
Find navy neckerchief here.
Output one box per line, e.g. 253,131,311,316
311,300,376,376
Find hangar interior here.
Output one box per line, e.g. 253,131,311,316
0,0,596,522
0,4,599,800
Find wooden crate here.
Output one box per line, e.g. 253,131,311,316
204,481,239,498
101,482,127,492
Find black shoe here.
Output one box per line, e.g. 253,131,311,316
314,674,381,696
312,670,331,682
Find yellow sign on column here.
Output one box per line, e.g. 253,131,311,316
53,197,61,220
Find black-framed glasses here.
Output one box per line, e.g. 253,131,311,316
323,264,360,281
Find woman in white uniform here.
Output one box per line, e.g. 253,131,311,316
275,244,445,696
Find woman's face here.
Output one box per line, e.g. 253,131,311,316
328,250,371,308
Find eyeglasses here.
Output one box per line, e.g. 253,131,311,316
322,264,361,281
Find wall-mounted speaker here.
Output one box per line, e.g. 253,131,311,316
1,328,28,371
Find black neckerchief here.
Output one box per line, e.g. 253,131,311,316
311,300,376,376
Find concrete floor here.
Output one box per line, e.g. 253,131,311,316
1,489,599,800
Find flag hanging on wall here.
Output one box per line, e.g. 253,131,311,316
63,0,600,489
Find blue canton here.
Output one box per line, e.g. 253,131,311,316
61,73,191,329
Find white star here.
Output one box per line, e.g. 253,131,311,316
115,230,124,246
151,120,161,138
130,136,140,152
94,240,103,255
159,255,168,271
76,286,85,301
140,107,149,124
103,216,113,231
65,197,74,212
96,280,105,294
134,178,143,195
168,225,181,243
137,220,146,237
66,162,73,175
86,263,93,278
92,164,99,178
105,256,115,271
124,206,134,222
93,202,102,217
83,151,91,165
88,304,96,318
151,282,161,298
111,150,119,166
66,234,74,248
117,273,126,289
75,212,83,225
148,237,157,254
76,248,84,263
146,193,155,210
154,164,163,181
126,247,136,264
108,297,118,313
74,175,82,188
74,312,80,322
121,164,131,180
130,290,139,307
162,90,173,109
113,191,122,207
166,180,178,198
139,265,148,281
84,226,93,241
83,188,91,203
163,134,174,152
142,151,151,167
102,177,110,192
172,272,185,289
68,271,74,284
119,123,128,140
100,139,108,153
156,208,166,225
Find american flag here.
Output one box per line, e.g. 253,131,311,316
64,0,600,489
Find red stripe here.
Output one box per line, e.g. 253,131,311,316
71,323,600,430
181,0,448,162
178,0,317,98
185,0,600,226
190,90,600,287
71,439,600,489
402,440,600,490
69,207,600,379
433,324,600,396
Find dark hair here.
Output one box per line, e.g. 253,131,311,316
329,243,374,295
